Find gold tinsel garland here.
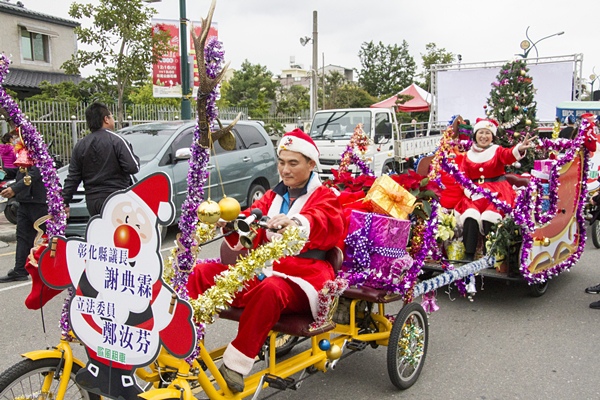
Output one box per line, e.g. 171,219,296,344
189,227,307,324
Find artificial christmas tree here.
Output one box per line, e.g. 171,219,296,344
485,59,543,172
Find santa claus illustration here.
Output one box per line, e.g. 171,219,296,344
39,172,196,400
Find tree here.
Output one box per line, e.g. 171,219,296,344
276,85,309,116
486,59,541,172
330,83,377,109
322,70,345,109
224,60,280,119
419,42,455,90
62,0,171,126
128,79,180,107
357,40,416,98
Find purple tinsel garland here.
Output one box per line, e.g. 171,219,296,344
172,38,225,351
0,54,71,337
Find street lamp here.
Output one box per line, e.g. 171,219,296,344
300,10,318,118
517,26,564,58
590,68,598,101
145,0,192,120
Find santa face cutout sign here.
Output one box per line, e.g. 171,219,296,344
38,173,197,400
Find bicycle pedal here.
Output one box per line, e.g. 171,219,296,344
346,340,368,351
264,373,297,390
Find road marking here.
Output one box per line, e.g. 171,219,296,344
0,251,15,257
0,281,31,292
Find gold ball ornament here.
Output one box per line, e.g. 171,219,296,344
326,344,343,360
513,132,521,139
218,196,241,221
525,119,532,125
520,69,526,76
542,237,551,247
197,200,221,224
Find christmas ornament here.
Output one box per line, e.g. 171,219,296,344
514,105,519,111
513,132,521,139
197,199,221,224
318,339,331,351
326,344,342,360
525,119,532,125
218,196,241,221
520,69,526,76
542,237,551,246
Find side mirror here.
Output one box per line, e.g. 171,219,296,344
175,147,192,161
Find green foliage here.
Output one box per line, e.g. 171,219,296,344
487,59,541,172
418,43,455,90
263,120,286,136
128,79,180,107
357,40,416,98
333,84,378,109
276,85,309,116
224,60,280,119
216,80,231,109
62,0,172,125
486,216,522,273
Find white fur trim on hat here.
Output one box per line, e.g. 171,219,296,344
277,129,320,163
473,120,498,136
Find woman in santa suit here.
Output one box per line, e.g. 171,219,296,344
454,118,536,261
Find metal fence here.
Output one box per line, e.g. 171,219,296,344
0,101,251,166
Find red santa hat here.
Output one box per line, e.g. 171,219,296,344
277,128,320,163
130,173,174,224
473,118,499,136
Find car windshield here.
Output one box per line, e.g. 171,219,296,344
119,126,178,163
309,111,372,140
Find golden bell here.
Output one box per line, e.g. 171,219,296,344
197,200,221,224
23,173,31,186
326,344,342,360
218,196,241,222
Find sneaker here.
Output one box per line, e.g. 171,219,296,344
219,364,244,393
590,300,600,309
585,283,600,294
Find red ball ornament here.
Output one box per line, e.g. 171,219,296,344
483,105,488,109
514,105,519,111
114,224,142,259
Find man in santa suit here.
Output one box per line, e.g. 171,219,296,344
187,129,344,393
454,119,536,261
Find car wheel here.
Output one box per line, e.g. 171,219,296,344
248,184,266,206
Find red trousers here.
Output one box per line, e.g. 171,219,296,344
188,262,310,360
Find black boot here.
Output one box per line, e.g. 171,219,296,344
76,361,142,400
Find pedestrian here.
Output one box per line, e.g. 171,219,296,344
0,131,17,169
558,115,577,140
62,102,139,218
0,165,47,282
186,129,344,393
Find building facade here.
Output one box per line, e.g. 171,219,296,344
0,0,82,98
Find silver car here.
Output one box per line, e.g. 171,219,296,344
62,120,279,237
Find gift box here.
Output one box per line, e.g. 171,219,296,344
364,175,416,220
531,159,555,181
342,210,413,291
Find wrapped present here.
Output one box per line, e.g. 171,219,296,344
342,210,413,292
364,175,416,219
531,159,555,181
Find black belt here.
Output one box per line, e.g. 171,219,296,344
473,176,506,184
296,249,327,260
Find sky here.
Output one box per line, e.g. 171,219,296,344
13,0,600,93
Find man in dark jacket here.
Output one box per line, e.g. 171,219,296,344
0,166,47,282
62,102,140,217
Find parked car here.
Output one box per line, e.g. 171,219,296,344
61,120,280,237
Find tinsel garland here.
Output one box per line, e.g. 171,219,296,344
309,277,349,330
0,54,72,337
413,257,494,297
398,321,425,367
336,123,374,176
189,227,306,325
513,124,589,284
440,154,513,215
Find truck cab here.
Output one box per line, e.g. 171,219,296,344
309,108,439,179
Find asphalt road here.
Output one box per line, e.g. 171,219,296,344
0,226,599,400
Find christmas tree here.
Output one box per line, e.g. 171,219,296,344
485,59,542,172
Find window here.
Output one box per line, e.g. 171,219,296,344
235,124,267,149
20,27,49,62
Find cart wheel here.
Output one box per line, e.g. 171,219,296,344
592,220,600,249
387,302,428,390
257,333,299,360
528,280,549,297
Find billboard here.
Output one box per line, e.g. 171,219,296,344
151,19,218,98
